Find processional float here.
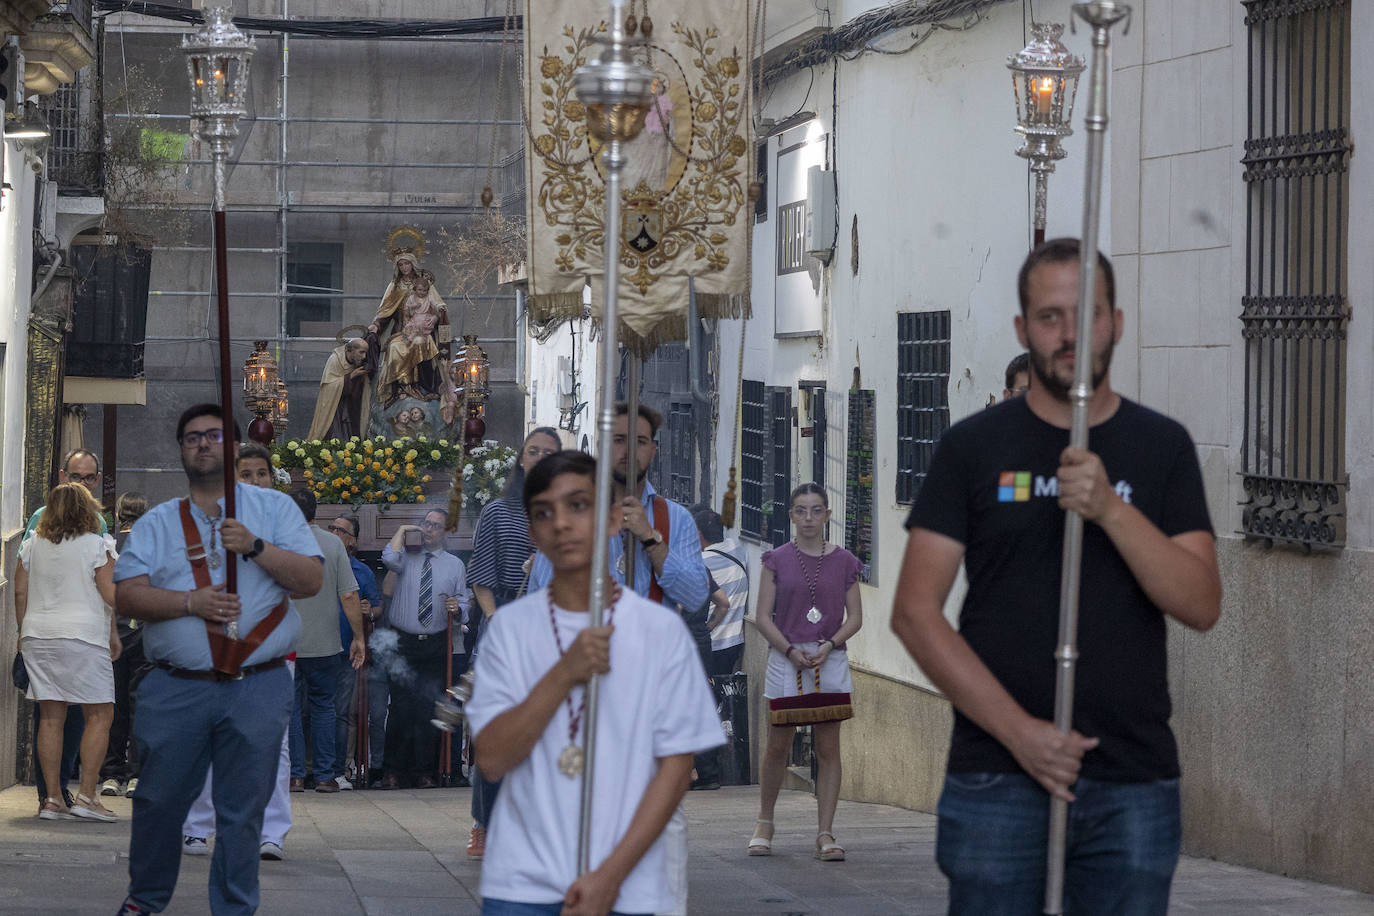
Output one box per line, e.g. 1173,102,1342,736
1043,4,1131,914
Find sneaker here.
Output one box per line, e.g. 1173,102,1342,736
124,778,139,798
259,841,285,861
183,836,209,856
465,825,486,859
336,774,353,791
116,900,152,916
71,793,119,822
100,778,123,797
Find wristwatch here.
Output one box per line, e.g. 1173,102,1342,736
242,537,265,560
640,530,664,549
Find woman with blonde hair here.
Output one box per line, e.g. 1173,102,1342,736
13,481,122,821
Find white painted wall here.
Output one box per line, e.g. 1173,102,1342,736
714,0,1111,690
523,288,599,454
0,143,37,542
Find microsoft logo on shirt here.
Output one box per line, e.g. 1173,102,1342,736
997,471,1032,502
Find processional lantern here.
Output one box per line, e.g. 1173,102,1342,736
243,339,280,444
1008,23,1084,247
270,379,289,440
183,7,255,210
183,6,255,641
452,335,492,452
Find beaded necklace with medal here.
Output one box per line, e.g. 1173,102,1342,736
547,592,616,778
794,539,827,624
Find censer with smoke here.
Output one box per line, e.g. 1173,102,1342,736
430,670,476,733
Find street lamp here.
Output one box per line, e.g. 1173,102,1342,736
184,6,254,640
1008,22,1084,247
243,339,279,444
451,334,491,452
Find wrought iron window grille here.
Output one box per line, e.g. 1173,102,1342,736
1239,0,1351,550
740,379,767,542
896,310,951,506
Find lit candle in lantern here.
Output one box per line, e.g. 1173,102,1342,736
1034,76,1054,118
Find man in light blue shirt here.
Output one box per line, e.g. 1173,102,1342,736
113,404,323,916
376,508,467,789
529,404,709,613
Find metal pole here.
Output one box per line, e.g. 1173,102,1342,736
578,133,623,873
622,357,640,590
1044,5,1130,913
571,0,654,874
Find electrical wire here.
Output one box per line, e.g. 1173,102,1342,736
764,0,1014,83
93,1,522,38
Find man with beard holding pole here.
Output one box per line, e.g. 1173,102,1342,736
891,237,1220,915
113,404,323,916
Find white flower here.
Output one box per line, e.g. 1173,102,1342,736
470,446,488,457
492,477,506,491
483,439,498,448
462,464,475,479
505,455,517,468
477,491,492,504
485,459,501,473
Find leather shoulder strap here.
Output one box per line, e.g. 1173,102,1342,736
179,499,212,591
182,498,289,675
648,496,672,604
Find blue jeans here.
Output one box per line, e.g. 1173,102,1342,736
936,772,1180,916
289,654,340,781
479,900,649,916
334,658,357,775
125,665,291,915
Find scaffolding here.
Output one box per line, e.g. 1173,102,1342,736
89,3,528,495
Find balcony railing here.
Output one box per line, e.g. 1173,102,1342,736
43,0,92,33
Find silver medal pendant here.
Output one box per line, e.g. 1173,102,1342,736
806,606,822,624
558,743,585,778
207,550,223,571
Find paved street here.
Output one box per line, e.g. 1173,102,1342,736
0,784,1370,915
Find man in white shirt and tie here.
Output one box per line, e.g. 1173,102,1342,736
376,509,467,789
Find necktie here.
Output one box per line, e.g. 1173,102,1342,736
418,553,434,629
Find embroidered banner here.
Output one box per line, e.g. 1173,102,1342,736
524,1,753,355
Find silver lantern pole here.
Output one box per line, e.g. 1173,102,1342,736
1008,23,1084,249
571,1,655,876
184,7,255,639
1044,4,1131,914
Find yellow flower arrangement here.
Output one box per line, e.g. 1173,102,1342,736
273,435,466,509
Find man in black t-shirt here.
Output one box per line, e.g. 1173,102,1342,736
893,238,1221,915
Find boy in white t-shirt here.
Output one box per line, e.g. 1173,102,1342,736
465,450,724,916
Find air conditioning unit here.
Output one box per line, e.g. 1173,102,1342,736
804,165,836,264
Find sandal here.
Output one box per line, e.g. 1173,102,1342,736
815,831,845,862
71,793,119,823
38,798,75,821
747,818,774,856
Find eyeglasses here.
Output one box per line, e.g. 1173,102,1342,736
68,472,99,485
330,525,353,537
419,520,445,530
180,429,225,448
790,506,828,518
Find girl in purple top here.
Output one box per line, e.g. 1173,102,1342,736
748,483,864,863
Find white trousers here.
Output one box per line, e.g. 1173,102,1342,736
183,663,295,846
658,805,688,916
